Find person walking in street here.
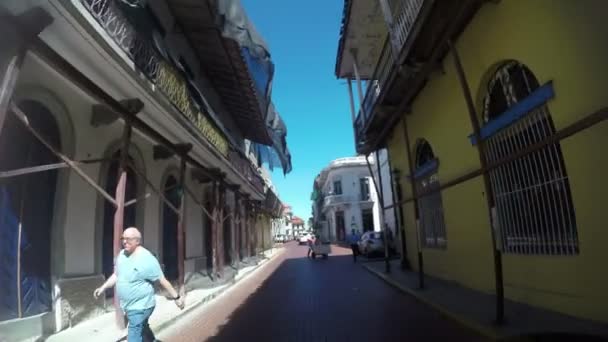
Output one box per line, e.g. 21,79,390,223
94,227,185,342
348,229,361,262
306,234,315,258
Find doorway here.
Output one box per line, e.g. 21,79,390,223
162,175,180,281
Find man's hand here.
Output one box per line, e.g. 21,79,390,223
174,296,185,310
93,287,104,299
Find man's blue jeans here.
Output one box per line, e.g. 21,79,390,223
126,307,155,342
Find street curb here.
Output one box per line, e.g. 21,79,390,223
152,247,286,336
362,264,502,341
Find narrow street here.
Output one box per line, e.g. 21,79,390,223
160,243,486,341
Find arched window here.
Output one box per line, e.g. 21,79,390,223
414,139,446,248
0,101,59,319
482,61,578,255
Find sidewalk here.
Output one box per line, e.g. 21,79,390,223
45,247,285,342
363,260,608,340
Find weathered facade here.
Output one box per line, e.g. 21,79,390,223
0,0,288,340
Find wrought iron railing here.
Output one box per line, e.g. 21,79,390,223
390,0,425,50
80,0,229,157
356,0,425,137
323,194,351,207
360,38,393,124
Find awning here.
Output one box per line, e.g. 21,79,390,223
251,103,292,174
166,0,275,145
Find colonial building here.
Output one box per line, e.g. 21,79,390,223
335,0,608,330
0,0,289,340
312,156,383,242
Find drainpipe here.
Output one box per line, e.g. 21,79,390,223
448,40,504,324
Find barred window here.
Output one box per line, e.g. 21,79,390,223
414,140,447,248
482,61,578,255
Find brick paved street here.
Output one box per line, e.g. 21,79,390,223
159,243,487,342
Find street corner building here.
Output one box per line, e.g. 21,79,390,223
334,0,608,335
0,0,291,340
312,156,388,243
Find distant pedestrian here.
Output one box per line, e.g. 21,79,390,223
307,234,315,258
348,229,361,262
93,227,185,342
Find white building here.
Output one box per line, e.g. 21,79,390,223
314,156,382,242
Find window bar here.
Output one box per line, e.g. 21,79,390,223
520,112,553,255
533,110,562,255
537,107,574,255
514,119,544,253
512,119,542,253
543,106,578,255
487,137,511,252
527,109,559,255
431,192,439,247
514,117,544,254
506,127,531,255
496,131,525,253
525,117,552,253
488,135,514,252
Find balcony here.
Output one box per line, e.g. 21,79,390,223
354,0,426,151
324,194,351,207
339,0,482,154
79,0,270,193
164,0,275,146
79,0,230,157
359,193,373,202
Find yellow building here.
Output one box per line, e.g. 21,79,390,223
335,0,608,327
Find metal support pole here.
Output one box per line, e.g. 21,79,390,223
352,54,365,110
10,104,117,207
218,183,226,278
449,40,504,324
177,157,187,295
347,78,357,124
211,181,219,279
401,118,424,289
244,196,251,259
113,121,132,328
387,154,410,269
375,150,391,273
234,190,241,271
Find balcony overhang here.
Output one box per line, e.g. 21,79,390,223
335,0,388,79
251,103,292,174
355,0,483,155
167,0,274,145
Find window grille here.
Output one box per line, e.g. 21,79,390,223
414,140,447,248
482,62,578,255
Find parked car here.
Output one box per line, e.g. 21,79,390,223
274,234,286,243
357,231,385,257
298,233,312,245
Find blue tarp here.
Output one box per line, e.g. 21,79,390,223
0,188,19,321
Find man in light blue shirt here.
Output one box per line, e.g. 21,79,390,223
94,227,184,342
348,229,361,262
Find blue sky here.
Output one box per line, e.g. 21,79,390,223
242,0,356,222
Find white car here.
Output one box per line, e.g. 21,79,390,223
298,233,312,245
